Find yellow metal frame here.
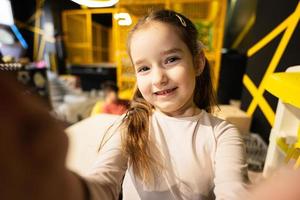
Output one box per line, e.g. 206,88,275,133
243,2,300,126
62,8,117,64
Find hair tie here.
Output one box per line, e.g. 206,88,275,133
175,14,187,27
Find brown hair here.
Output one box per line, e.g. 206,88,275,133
121,9,216,183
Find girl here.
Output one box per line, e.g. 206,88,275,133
85,9,249,200
0,9,249,200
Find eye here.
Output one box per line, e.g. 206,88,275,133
165,56,180,64
137,66,150,73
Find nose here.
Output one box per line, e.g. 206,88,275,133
152,65,168,87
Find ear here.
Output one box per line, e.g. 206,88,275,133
194,51,205,76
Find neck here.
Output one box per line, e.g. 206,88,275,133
157,106,201,118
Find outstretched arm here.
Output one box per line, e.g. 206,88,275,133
213,121,250,200
0,74,86,200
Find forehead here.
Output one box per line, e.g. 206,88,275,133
132,21,181,41
129,22,187,57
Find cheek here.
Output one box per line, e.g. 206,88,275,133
172,68,195,84
136,77,149,96
178,71,197,92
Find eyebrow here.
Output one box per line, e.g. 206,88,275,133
134,48,183,66
160,48,183,56
134,59,146,66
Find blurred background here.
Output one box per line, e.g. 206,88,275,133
0,0,299,176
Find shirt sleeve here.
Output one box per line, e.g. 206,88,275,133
213,121,250,200
83,127,128,200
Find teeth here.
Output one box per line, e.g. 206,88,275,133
156,88,174,95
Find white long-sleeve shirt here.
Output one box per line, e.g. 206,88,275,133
84,110,249,200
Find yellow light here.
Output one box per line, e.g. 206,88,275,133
114,13,132,26
70,0,119,8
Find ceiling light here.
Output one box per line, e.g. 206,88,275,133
70,0,119,8
114,13,132,26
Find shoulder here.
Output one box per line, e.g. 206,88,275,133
201,111,241,140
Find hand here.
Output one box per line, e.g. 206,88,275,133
0,74,71,200
247,167,300,200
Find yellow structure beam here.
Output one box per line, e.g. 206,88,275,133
15,20,55,43
243,75,275,125
247,5,300,117
213,0,227,89
243,2,300,126
247,13,294,57
231,13,256,49
37,37,46,61
26,0,45,23
33,0,42,60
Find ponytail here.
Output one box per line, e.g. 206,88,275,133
120,90,160,183
194,57,216,113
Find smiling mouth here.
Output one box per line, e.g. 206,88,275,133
154,87,177,95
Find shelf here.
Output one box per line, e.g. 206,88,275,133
265,72,300,109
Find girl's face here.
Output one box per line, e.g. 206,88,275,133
130,22,204,117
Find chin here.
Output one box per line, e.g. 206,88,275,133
155,106,177,114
